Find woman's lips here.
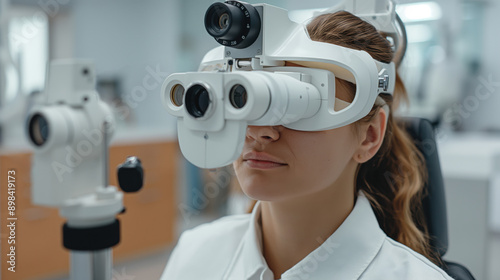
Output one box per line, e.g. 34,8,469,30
245,159,287,169
243,152,287,170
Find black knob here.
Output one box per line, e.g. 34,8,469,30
117,156,144,192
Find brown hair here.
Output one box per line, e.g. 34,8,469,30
307,11,440,265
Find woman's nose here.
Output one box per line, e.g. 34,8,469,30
246,125,280,143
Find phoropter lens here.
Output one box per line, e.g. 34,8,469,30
28,113,49,146
219,13,229,29
185,85,211,118
229,84,247,109
170,84,184,107
205,3,235,37
204,1,261,49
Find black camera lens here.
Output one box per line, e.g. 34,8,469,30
229,84,247,109
204,1,261,49
205,3,240,38
185,85,211,118
28,113,49,146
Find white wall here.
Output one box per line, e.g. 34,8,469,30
69,0,181,131
464,0,500,131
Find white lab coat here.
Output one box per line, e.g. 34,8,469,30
161,194,453,280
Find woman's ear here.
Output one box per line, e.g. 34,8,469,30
353,107,388,163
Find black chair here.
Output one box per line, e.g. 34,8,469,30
401,117,475,280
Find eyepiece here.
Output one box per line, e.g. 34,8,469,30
28,113,49,146
204,1,261,49
185,84,211,118
229,84,247,109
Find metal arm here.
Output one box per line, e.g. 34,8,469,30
317,0,408,66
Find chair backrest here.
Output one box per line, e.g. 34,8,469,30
399,117,475,280
399,117,449,256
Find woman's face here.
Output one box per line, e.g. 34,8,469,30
233,118,361,202
233,76,364,202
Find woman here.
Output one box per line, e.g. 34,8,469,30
161,11,453,280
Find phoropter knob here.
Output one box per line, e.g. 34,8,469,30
117,156,144,193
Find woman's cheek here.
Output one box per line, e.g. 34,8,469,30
289,135,352,189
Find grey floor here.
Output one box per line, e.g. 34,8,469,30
111,250,172,280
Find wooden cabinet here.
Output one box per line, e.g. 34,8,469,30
0,141,178,280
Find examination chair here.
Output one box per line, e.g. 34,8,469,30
401,117,475,280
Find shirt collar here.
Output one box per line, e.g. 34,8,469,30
223,199,273,280
223,193,386,280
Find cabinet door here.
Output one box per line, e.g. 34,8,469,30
0,141,178,280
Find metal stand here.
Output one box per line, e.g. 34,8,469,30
61,121,144,280
71,249,112,280
61,121,117,280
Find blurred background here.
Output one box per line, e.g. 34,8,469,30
0,0,499,279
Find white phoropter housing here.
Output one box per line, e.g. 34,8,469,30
27,60,121,210
26,60,122,280
161,0,405,168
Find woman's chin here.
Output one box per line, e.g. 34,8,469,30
240,177,291,201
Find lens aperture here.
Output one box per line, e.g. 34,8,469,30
229,84,247,109
29,113,49,146
219,13,229,29
185,85,211,118
170,84,185,107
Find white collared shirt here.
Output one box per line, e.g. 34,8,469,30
161,194,453,280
